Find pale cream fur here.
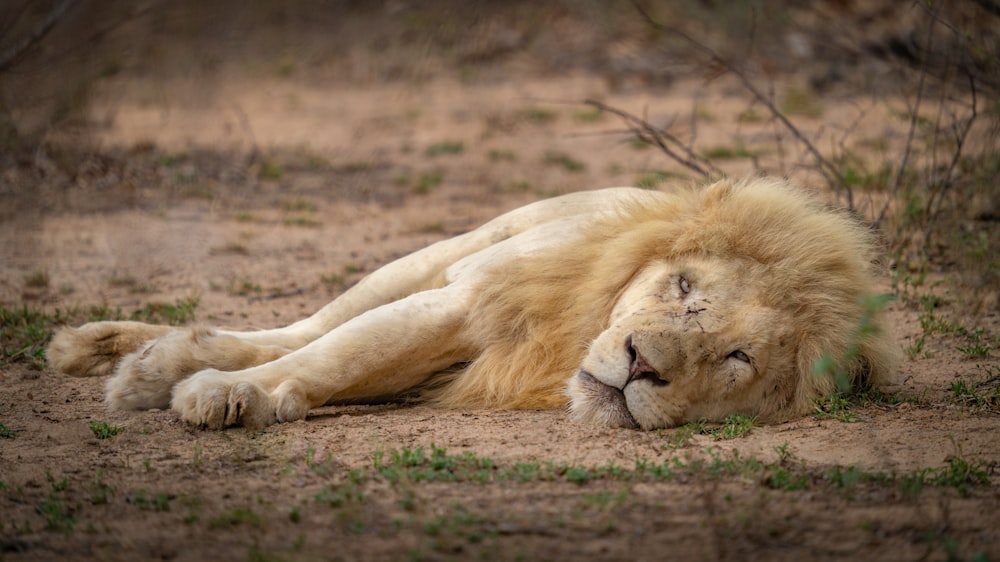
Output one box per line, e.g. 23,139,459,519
46,178,900,430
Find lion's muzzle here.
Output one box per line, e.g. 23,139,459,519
573,370,639,429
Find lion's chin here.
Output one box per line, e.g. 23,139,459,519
567,371,639,429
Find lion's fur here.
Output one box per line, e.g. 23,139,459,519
47,176,901,429
432,178,899,419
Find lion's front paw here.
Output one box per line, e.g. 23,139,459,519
170,370,310,430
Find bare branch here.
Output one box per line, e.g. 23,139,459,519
925,73,978,228
0,0,77,74
630,1,850,204
582,98,722,179
875,13,934,229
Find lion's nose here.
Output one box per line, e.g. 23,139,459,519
624,334,667,386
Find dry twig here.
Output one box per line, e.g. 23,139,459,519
630,1,851,206
0,0,77,74
581,98,722,179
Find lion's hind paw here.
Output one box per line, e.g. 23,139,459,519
47,321,174,377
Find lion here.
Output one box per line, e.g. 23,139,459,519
46,177,900,430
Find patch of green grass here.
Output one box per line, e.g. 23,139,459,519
214,242,249,255
543,151,585,172
230,280,263,296
23,270,50,289
814,393,858,422
563,466,595,485
488,149,516,162
373,446,496,484
841,163,892,191
304,447,337,476
320,273,346,290
283,216,322,227
507,180,532,192
509,462,542,481
425,141,464,157
764,464,811,491
38,494,76,533
127,490,172,511
950,376,999,410
314,482,365,508
422,503,492,549
283,198,318,213
709,414,756,440
1,305,129,369
178,184,214,199
701,144,758,160
335,160,373,174
108,273,157,294
635,171,675,189
929,453,992,497
955,331,992,358
660,420,706,450
580,489,629,509
258,159,284,180
629,137,652,150
910,295,995,359
89,471,115,505
0,306,52,369
574,107,604,122
208,506,261,528
781,85,824,117
418,221,446,234
826,448,990,498
130,296,198,325
763,444,810,491
89,421,125,440
737,108,765,123
414,171,445,194
517,107,558,124
0,423,14,439
827,465,865,489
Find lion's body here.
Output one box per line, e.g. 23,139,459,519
47,178,900,430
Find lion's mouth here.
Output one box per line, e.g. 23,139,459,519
574,371,639,429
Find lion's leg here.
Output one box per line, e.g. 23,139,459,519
170,286,474,429
47,320,293,411
217,190,624,350
104,328,292,411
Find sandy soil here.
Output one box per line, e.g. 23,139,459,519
1,17,998,560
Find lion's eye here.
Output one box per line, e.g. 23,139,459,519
679,276,691,295
729,350,751,363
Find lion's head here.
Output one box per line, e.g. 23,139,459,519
566,178,901,429
437,177,900,429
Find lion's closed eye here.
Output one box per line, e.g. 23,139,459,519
728,350,751,363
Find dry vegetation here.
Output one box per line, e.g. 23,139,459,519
0,1,998,560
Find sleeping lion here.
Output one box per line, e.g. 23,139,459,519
47,177,900,430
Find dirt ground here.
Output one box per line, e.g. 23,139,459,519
1,4,999,561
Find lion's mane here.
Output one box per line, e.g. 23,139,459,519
429,178,899,418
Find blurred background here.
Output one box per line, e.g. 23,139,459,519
1,0,997,318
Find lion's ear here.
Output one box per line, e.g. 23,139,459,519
852,321,902,390
701,179,736,207
793,315,902,413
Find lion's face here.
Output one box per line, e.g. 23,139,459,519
567,256,799,430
